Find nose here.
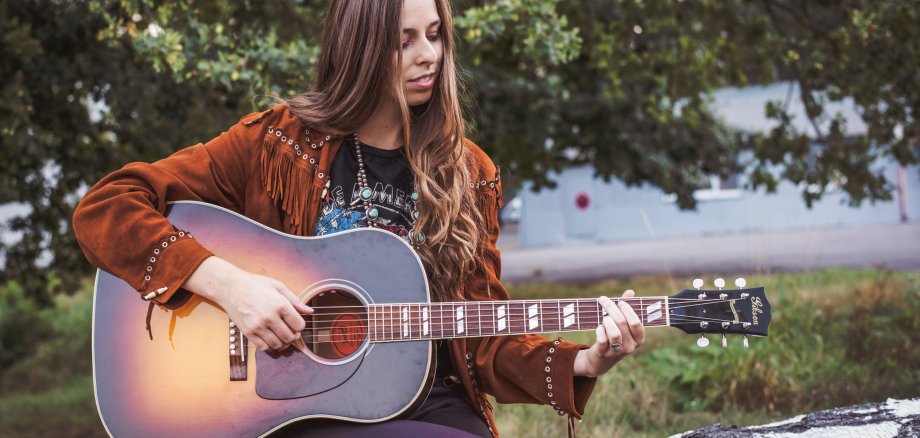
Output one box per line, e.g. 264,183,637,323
416,37,437,66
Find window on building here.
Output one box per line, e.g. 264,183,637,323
661,173,743,203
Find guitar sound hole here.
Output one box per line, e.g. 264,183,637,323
302,290,368,361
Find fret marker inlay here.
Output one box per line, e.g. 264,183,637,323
563,303,575,328
647,301,662,323
402,307,409,337
528,304,540,330
497,305,507,332
422,307,429,336
456,306,465,334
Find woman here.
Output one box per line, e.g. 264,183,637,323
73,0,645,436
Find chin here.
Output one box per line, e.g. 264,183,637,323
407,92,434,107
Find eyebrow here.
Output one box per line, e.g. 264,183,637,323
402,19,441,35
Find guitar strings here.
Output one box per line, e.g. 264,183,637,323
296,297,751,313
293,304,744,328
293,299,745,324
292,295,754,311
288,315,744,345
290,317,736,336
293,316,731,333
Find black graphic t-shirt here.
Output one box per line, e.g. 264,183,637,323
310,140,477,433
314,139,416,242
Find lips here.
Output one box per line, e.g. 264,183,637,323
409,73,436,83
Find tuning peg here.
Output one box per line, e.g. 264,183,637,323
714,278,725,289
697,335,710,348
735,277,747,288
722,334,727,348
743,335,749,349
692,278,704,289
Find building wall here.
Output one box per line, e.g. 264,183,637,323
519,162,920,247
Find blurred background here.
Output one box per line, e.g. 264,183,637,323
1,0,918,436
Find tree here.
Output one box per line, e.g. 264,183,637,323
1,0,917,300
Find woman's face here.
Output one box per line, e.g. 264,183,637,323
399,0,444,107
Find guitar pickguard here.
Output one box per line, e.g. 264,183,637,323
255,345,365,400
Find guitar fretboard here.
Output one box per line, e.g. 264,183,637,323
365,298,670,342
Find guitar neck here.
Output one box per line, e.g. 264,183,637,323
362,297,670,342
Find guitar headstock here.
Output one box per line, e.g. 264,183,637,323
669,277,771,347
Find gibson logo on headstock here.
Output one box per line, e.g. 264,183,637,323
751,296,763,326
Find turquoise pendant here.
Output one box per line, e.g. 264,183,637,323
413,211,419,220
361,187,373,200
410,191,419,202
368,208,379,219
416,231,425,243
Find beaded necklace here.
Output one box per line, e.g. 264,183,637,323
351,133,425,247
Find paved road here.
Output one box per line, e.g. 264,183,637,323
498,221,920,284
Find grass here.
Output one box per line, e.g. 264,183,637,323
1,269,917,437
493,269,920,437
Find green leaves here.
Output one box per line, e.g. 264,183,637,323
457,0,582,66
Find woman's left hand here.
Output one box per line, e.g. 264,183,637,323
573,290,646,378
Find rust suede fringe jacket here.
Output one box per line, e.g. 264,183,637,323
72,103,597,436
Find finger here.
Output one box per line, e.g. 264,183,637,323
247,334,270,352
280,304,307,333
268,317,298,345
617,295,646,345
602,315,622,353
258,327,286,351
607,303,636,351
275,282,314,315
594,324,607,349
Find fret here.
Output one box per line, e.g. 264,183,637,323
376,305,383,342
556,299,563,332
580,298,597,331
381,304,388,342
422,304,429,337
596,299,603,327
527,300,557,333
400,305,407,339
572,299,584,331
482,301,495,336
440,303,450,338
413,304,420,338
383,304,389,342
375,305,381,342
455,304,465,335
527,301,540,331
561,300,576,330
474,302,481,337
390,304,397,341
369,305,376,342
495,303,507,333
517,300,528,333
376,305,384,342
381,304,387,341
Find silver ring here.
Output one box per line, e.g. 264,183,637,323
609,343,623,352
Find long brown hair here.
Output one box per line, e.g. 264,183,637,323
286,0,483,302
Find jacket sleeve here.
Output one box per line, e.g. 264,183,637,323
72,107,275,304
464,143,598,418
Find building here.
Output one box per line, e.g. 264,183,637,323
517,83,920,247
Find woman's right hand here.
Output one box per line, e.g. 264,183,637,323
184,256,313,351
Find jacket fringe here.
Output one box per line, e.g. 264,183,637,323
259,137,310,235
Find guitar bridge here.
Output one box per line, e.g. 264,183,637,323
229,320,248,381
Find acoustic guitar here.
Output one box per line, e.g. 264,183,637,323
92,201,771,437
